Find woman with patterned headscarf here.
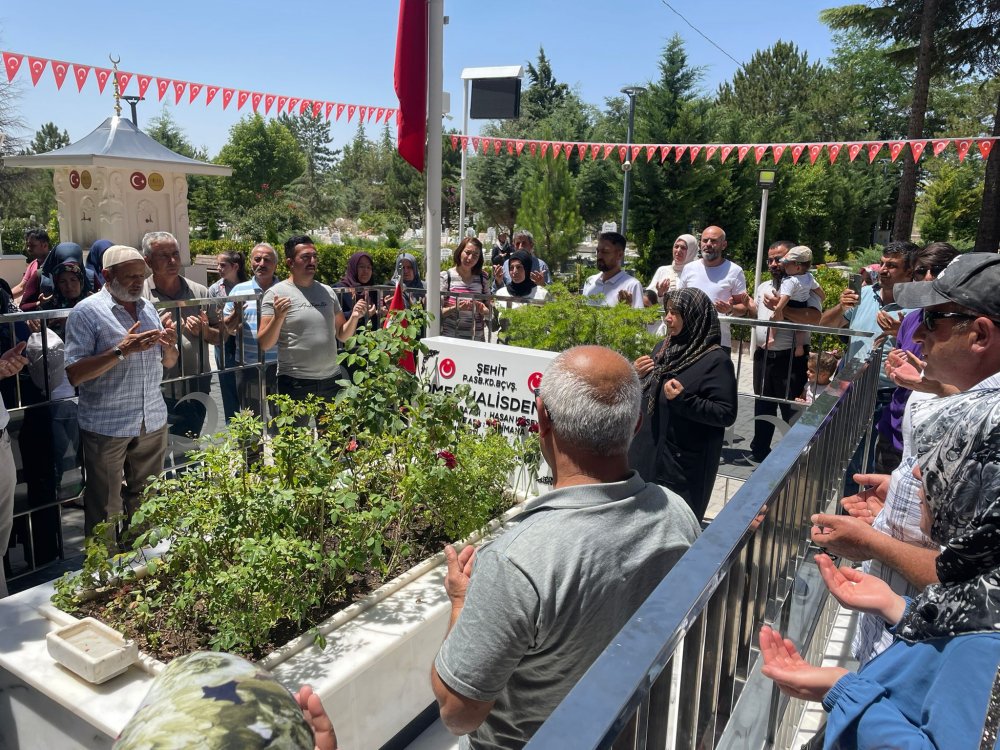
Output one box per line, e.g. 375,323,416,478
760,388,1000,749
628,287,738,520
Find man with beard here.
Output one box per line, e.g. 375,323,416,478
65,246,178,538
581,232,644,308
676,226,748,352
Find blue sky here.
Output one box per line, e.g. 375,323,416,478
0,1,839,157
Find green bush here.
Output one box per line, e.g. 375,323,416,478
0,218,56,255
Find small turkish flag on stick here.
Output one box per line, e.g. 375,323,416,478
384,281,417,374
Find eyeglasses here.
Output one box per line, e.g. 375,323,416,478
912,265,946,279
533,387,553,424
920,310,978,331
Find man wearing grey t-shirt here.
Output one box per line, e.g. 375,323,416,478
431,345,700,749
258,235,368,424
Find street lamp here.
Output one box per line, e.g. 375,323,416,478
752,168,778,293
620,86,646,240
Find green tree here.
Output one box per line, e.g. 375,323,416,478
216,115,305,210
278,112,339,224
516,155,585,270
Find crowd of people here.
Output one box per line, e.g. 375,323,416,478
2,225,999,749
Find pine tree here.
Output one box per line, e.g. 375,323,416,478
516,155,585,270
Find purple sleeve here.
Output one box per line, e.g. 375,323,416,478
896,310,923,359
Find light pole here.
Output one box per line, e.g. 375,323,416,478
619,86,645,240
753,168,778,293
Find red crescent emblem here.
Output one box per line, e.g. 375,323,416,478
69,171,80,189
130,171,147,190
527,372,543,391
439,358,456,379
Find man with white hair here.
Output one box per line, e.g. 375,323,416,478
65,246,178,537
498,229,552,287
431,345,700,749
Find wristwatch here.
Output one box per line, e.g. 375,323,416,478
113,346,126,361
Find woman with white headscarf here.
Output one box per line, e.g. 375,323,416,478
760,388,1000,749
646,234,698,299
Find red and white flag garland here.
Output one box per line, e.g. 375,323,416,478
1,50,395,125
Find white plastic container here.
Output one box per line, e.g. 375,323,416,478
46,617,138,684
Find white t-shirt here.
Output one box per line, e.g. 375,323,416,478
778,272,820,303
677,259,747,347
581,270,645,308
495,285,549,310
752,278,823,351
646,265,684,293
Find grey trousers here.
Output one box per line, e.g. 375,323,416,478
0,430,14,598
80,425,167,538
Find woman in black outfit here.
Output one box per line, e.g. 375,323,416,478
629,287,738,521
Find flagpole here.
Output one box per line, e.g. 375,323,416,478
424,0,444,337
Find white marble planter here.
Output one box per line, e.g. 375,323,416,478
0,498,534,750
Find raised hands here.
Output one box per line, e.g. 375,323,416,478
0,341,28,379
759,625,848,702
840,473,889,524
633,355,655,378
815,553,907,624
118,321,162,357
443,544,476,607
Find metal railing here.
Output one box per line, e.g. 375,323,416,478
525,347,882,750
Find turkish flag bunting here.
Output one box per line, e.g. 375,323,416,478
376,107,386,123
889,141,905,161
847,143,862,162
252,92,263,112
358,105,368,121
471,137,480,151
450,135,459,150
956,139,972,162
173,81,186,105
529,141,538,156
482,137,491,153
578,143,588,159
674,145,687,162
156,77,170,101
562,142,571,159
50,60,69,89
27,57,46,86
115,71,131,93
287,97,299,113
297,100,308,115
347,104,356,122
867,142,883,163
617,145,628,162
930,139,948,156
95,68,113,94
383,282,416,374
587,143,598,159
645,145,658,162
325,102,335,120
336,103,345,120
910,140,927,162
276,95,287,113
738,145,751,163
367,106,376,122
828,144,842,164
808,144,822,164
705,145,718,161
460,136,469,150
660,145,672,162
543,142,552,158
791,145,805,164
136,74,152,98
772,145,786,163
205,86,220,106
495,140,503,155
3,52,23,83
516,140,525,156
978,138,995,160
720,145,735,163
689,145,702,162
73,64,90,91
602,144,614,160
507,140,515,155
630,145,641,161
188,83,203,103
222,89,235,109
754,145,767,163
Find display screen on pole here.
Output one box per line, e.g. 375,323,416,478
470,78,521,120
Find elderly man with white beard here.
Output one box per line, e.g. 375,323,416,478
65,246,178,538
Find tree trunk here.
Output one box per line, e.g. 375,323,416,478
975,86,1000,253
891,0,940,242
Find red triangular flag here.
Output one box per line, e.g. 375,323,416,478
173,80,186,105
481,137,491,153
542,142,552,158
660,145,671,162
300,99,311,115
791,144,805,164
689,145,702,162
956,139,972,162
847,143,863,162
265,93,276,114
645,145,657,162
471,136,480,151
829,143,842,163
383,282,417,374
222,89,235,109
516,140,526,156
889,141,905,161
73,63,90,92
617,145,628,162
188,83,203,103
460,136,469,151
977,138,995,160
738,145,751,163
754,145,767,163
562,142,572,159
507,139,515,155
115,71,131,93
494,140,503,155
674,145,688,162
252,92,263,112
27,56,47,86
156,77,170,101
602,144,613,160
375,106,386,123
808,144,822,164
2,52,23,82
910,140,927,162
705,145,718,161
867,142,884,163
50,60,69,90
367,106,376,122
287,97,299,113
720,145,734,163
358,105,368,121
277,95,289,113
578,143,588,159
336,102,345,120
205,85,219,106
931,139,949,157
347,103,356,122
450,135,459,150
136,74,152,98
630,144,641,161
768,145,784,163
529,141,538,156
325,102,335,120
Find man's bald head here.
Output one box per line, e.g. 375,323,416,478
700,225,727,266
539,345,641,456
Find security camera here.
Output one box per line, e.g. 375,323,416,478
622,160,632,172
